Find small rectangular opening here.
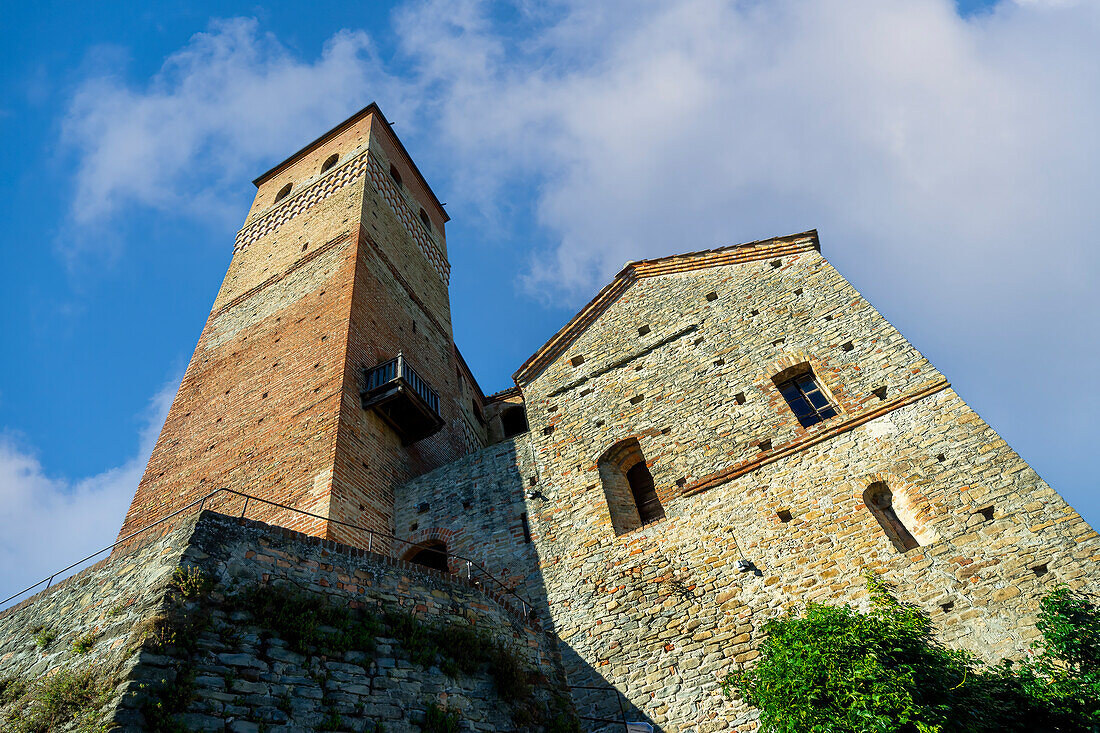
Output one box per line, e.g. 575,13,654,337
770,259,782,268
416,502,429,514
714,359,725,367
750,309,760,317
940,601,954,613
570,355,585,367
629,394,644,405
758,439,772,452
543,425,555,436
1032,563,1048,577
772,338,785,347
638,325,651,336
977,506,994,522
873,386,888,401
841,341,854,352
705,291,718,302
777,509,793,523
936,453,946,462
676,477,687,487
735,392,746,405
520,513,532,543
794,288,803,296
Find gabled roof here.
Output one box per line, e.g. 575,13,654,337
512,230,820,385
252,102,450,223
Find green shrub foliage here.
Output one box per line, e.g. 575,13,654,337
725,576,1099,733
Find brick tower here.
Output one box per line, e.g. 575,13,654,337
118,104,488,547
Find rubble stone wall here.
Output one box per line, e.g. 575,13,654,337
1,511,569,732
399,238,1100,731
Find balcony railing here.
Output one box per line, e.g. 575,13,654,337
361,353,444,444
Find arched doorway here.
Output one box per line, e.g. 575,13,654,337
405,539,449,572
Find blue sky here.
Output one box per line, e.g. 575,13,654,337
2,0,1097,597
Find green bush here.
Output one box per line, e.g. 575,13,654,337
725,576,1099,733
2,669,110,733
236,584,379,655
30,626,56,649
421,701,460,733
170,565,211,599
71,633,97,655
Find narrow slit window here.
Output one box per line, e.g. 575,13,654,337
320,153,339,173
864,482,919,552
419,208,432,232
775,368,837,428
274,183,292,203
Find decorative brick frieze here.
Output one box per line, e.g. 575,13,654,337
234,149,451,285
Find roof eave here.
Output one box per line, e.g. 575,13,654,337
511,229,821,385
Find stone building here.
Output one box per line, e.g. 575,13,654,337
3,104,1098,732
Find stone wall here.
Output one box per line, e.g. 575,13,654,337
394,437,542,598
398,235,1100,731
1,511,571,732
0,517,197,729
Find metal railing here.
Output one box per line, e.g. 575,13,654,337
2,487,537,621
364,352,440,415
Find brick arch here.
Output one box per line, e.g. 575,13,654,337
597,436,665,536
763,351,846,415
401,527,460,573
857,470,939,550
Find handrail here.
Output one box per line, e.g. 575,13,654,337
2,487,538,623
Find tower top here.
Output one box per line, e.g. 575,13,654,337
252,102,450,223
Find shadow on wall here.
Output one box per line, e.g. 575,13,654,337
485,440,661,733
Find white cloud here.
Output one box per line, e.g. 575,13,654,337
55,0,1100,522
60,18,404,228
0,377,177,607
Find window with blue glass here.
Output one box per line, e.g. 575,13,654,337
776,370,837,427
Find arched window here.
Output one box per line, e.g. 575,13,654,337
599,438,665,536
405,540,448,572
274,183,292,203
864,482,919,552
320,153,339,173
389,164,403,188
501,405,528,438
419,208,432,232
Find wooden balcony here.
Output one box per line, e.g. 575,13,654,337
360,353,444,445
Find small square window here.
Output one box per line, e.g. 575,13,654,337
775,370,838,428
638,325,651,337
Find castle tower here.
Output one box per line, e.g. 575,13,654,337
118,104,488,547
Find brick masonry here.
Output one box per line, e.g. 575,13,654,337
117,105,488,548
